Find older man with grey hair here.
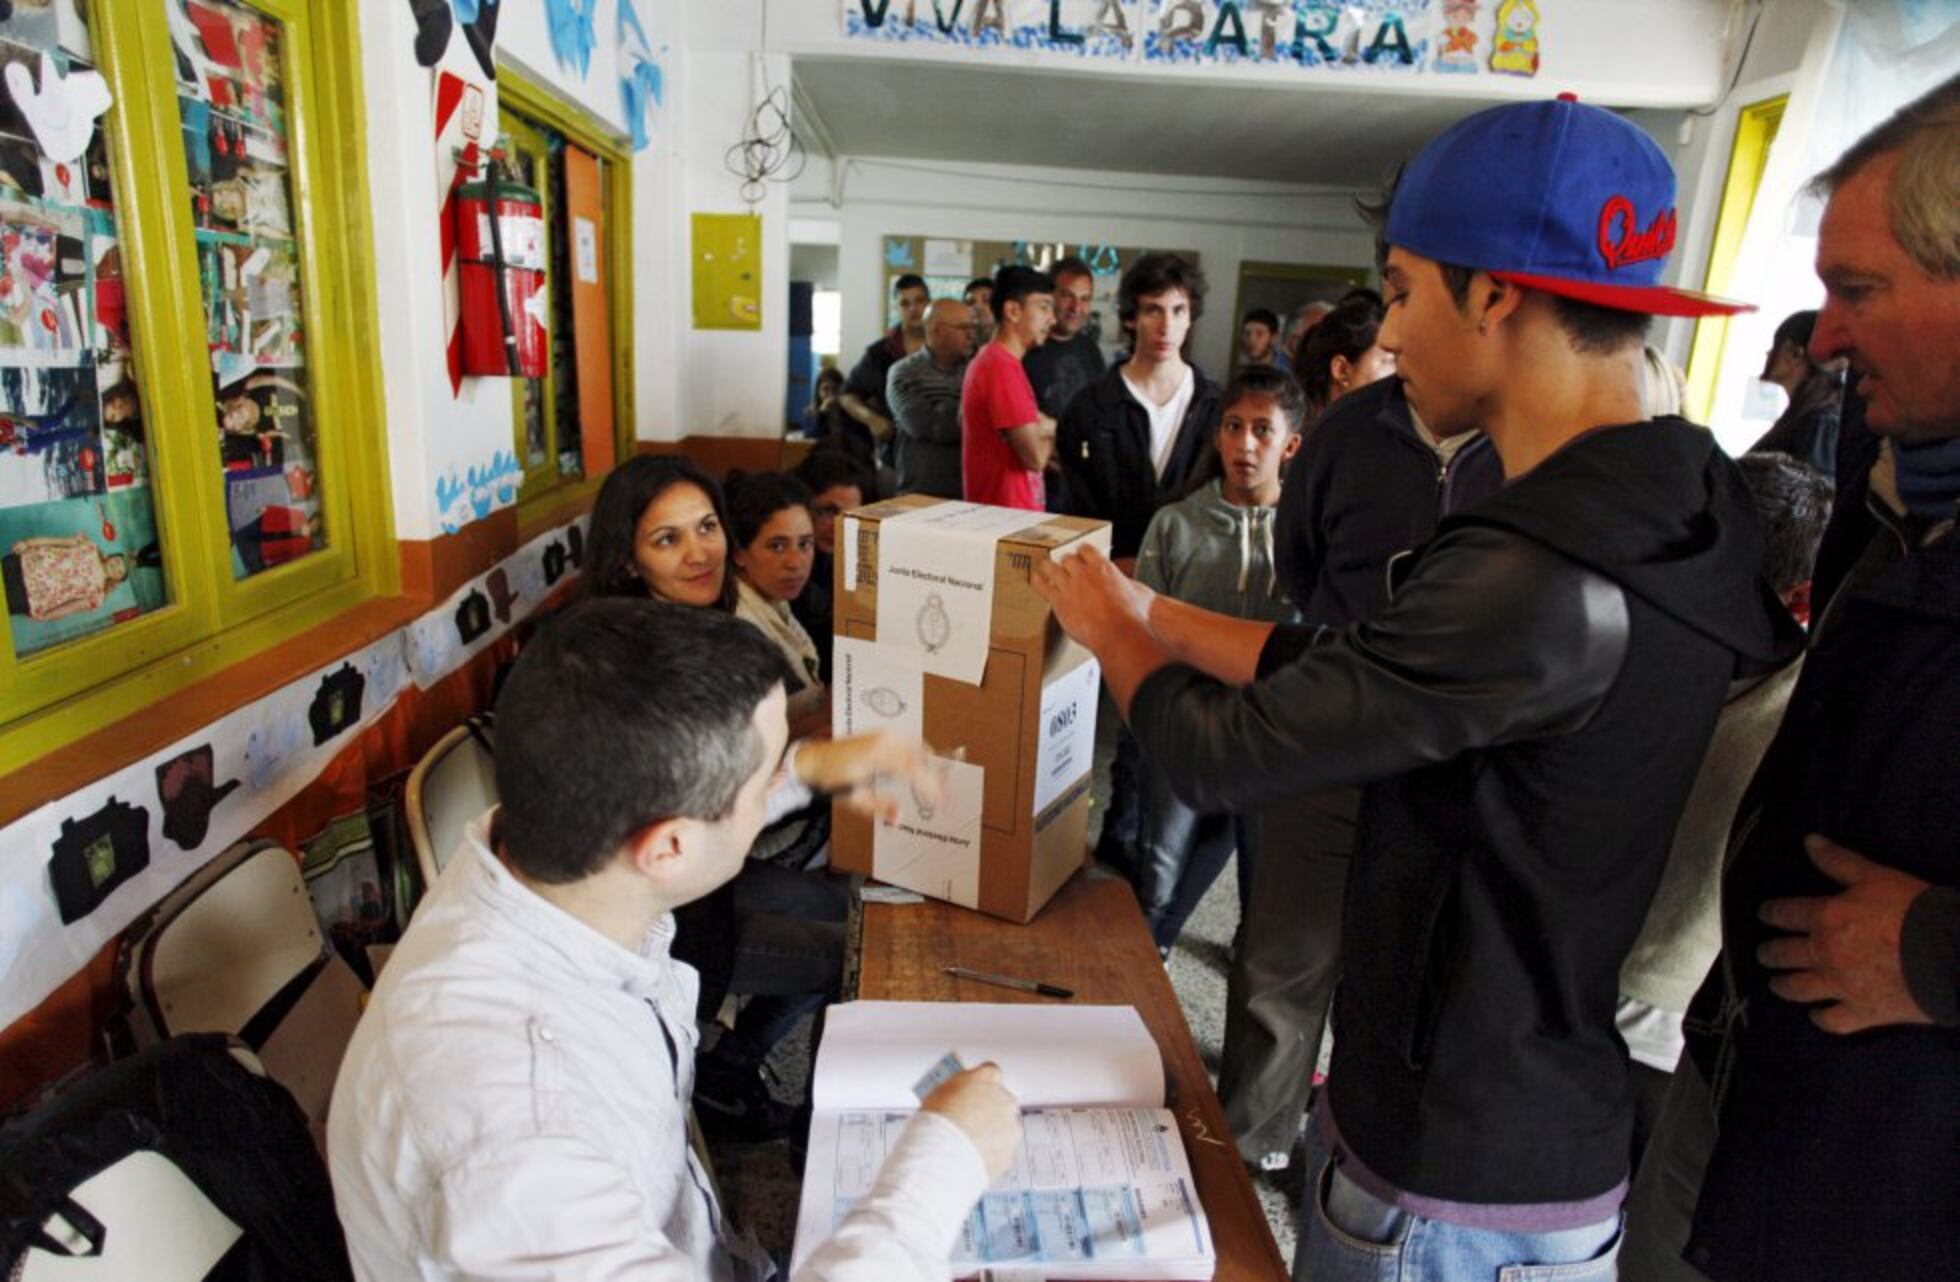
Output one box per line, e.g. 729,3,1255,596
886,298,975,497
1623,73,1960,1282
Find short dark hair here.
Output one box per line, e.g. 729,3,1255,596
1242,308,1280,331
585,455,735,610
723,470,813,550
992,264,1055,318
1358,169,1648,355
963,277,993,299
1297,292,1386,408
893,273,928,296
1771,309,1819,353
1118,253,1206,325
494,598,793,883
794,447,874,502
1737,452,1834,596
1051,256,1094,286
1220,365,1308,433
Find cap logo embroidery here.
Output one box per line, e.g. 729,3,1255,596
1597,195,1677,271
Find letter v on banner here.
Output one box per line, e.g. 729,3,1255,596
858,0,894,27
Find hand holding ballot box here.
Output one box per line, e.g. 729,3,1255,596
831,497,1110,922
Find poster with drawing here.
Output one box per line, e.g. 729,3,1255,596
0,21,170,661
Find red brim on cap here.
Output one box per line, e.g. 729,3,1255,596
1491,271,1757,318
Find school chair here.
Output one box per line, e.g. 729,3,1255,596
404,715,497,894
115,840,368,1136
0,1035,351,1282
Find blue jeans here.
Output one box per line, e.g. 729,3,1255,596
1297,1162,1623,1281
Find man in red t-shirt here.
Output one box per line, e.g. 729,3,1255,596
962,265,1056,510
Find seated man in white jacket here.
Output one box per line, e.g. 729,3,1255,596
328,597,1020,1281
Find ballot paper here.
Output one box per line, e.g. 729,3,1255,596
871,755,985,909
873,501,1045,685
792,1003,1214,1281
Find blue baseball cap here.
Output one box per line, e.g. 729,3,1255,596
1385,94,1753,318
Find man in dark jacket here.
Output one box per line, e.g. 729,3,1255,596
1037,97,1798,1280
1221,374,1501,1173
1055,253,1220,564
1624,76,1959,1282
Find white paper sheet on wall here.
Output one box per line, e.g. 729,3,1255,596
871,755,984,909
1033,658,1100,818
574,217,599,283
833,636,924,743
873,502,1042,685
923,238,970,278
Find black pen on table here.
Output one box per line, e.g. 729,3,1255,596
943,965,1073,999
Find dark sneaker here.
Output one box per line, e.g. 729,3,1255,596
693,1054,796,1144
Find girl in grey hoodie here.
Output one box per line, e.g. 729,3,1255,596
1131,367,1306,953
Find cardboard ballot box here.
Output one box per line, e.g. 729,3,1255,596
830,496,1110,923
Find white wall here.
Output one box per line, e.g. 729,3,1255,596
795,156,1378,377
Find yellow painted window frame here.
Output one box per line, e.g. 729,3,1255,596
494,68,636,526
0,0,392,775
1684,95,1788,424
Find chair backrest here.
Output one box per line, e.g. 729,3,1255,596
17,1151,243,1282
405,717,498,893
119,842,367,1131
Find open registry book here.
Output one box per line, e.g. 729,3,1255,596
790,1001,1216,1281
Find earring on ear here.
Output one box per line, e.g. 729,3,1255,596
1477,318,1489,335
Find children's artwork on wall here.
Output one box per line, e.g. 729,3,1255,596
540,536,567,586
1489,0,1538,75
485,564,517,622
617,0,663,152
844,0,1141,61
406,0,453,67
429,447,521,535
1433,0,1478,71
545,0,597,78
1149,1,1434,70
47,794,148,924
155,743,240,852
307,662,366,746
4,50,107,163
691,212,762,331
564,521,583,566
0,514,587,1030
453,586,490,643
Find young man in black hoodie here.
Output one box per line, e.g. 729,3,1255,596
1037,96,1798,1279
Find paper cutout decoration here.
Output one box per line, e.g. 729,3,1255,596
546,0,598,77
617,0,663,152
1490,0,1540,76
485,565,518,622
454,588,492,642
541,539,568,586
460,0,501,82
407,0,453,66
308,662,367,746
1435,0,1480,72
564,523,584,567
155,744,242,852
48,796,150,925
4,53,112,164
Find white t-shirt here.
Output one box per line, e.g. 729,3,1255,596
1124,365,1195,481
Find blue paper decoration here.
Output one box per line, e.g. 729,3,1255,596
546,0,598,77
619,0,664,151
453,0,480,22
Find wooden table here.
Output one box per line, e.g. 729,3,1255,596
849,866,1290,1282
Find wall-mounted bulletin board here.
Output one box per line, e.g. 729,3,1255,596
880,236,1200,359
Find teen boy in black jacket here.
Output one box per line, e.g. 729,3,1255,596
1038,97,1798,1278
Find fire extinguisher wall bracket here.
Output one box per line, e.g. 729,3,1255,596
454,171,549,379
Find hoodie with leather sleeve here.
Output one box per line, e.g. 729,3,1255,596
1055,363,1220,559
1130,418,1800,1206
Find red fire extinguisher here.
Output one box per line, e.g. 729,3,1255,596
455,168,548,378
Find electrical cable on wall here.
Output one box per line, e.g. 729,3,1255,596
725,59,804,206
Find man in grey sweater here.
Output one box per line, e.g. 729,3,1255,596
887,298,974,497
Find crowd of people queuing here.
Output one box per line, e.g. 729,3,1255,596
326,77,1958,1282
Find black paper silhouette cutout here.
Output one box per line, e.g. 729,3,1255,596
565,524,584,567
542,540,568,586
49,797,151,925
155,744,241,852
309,663,367,747
406,0,452,65
455,589,492,644
485,566,519,624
